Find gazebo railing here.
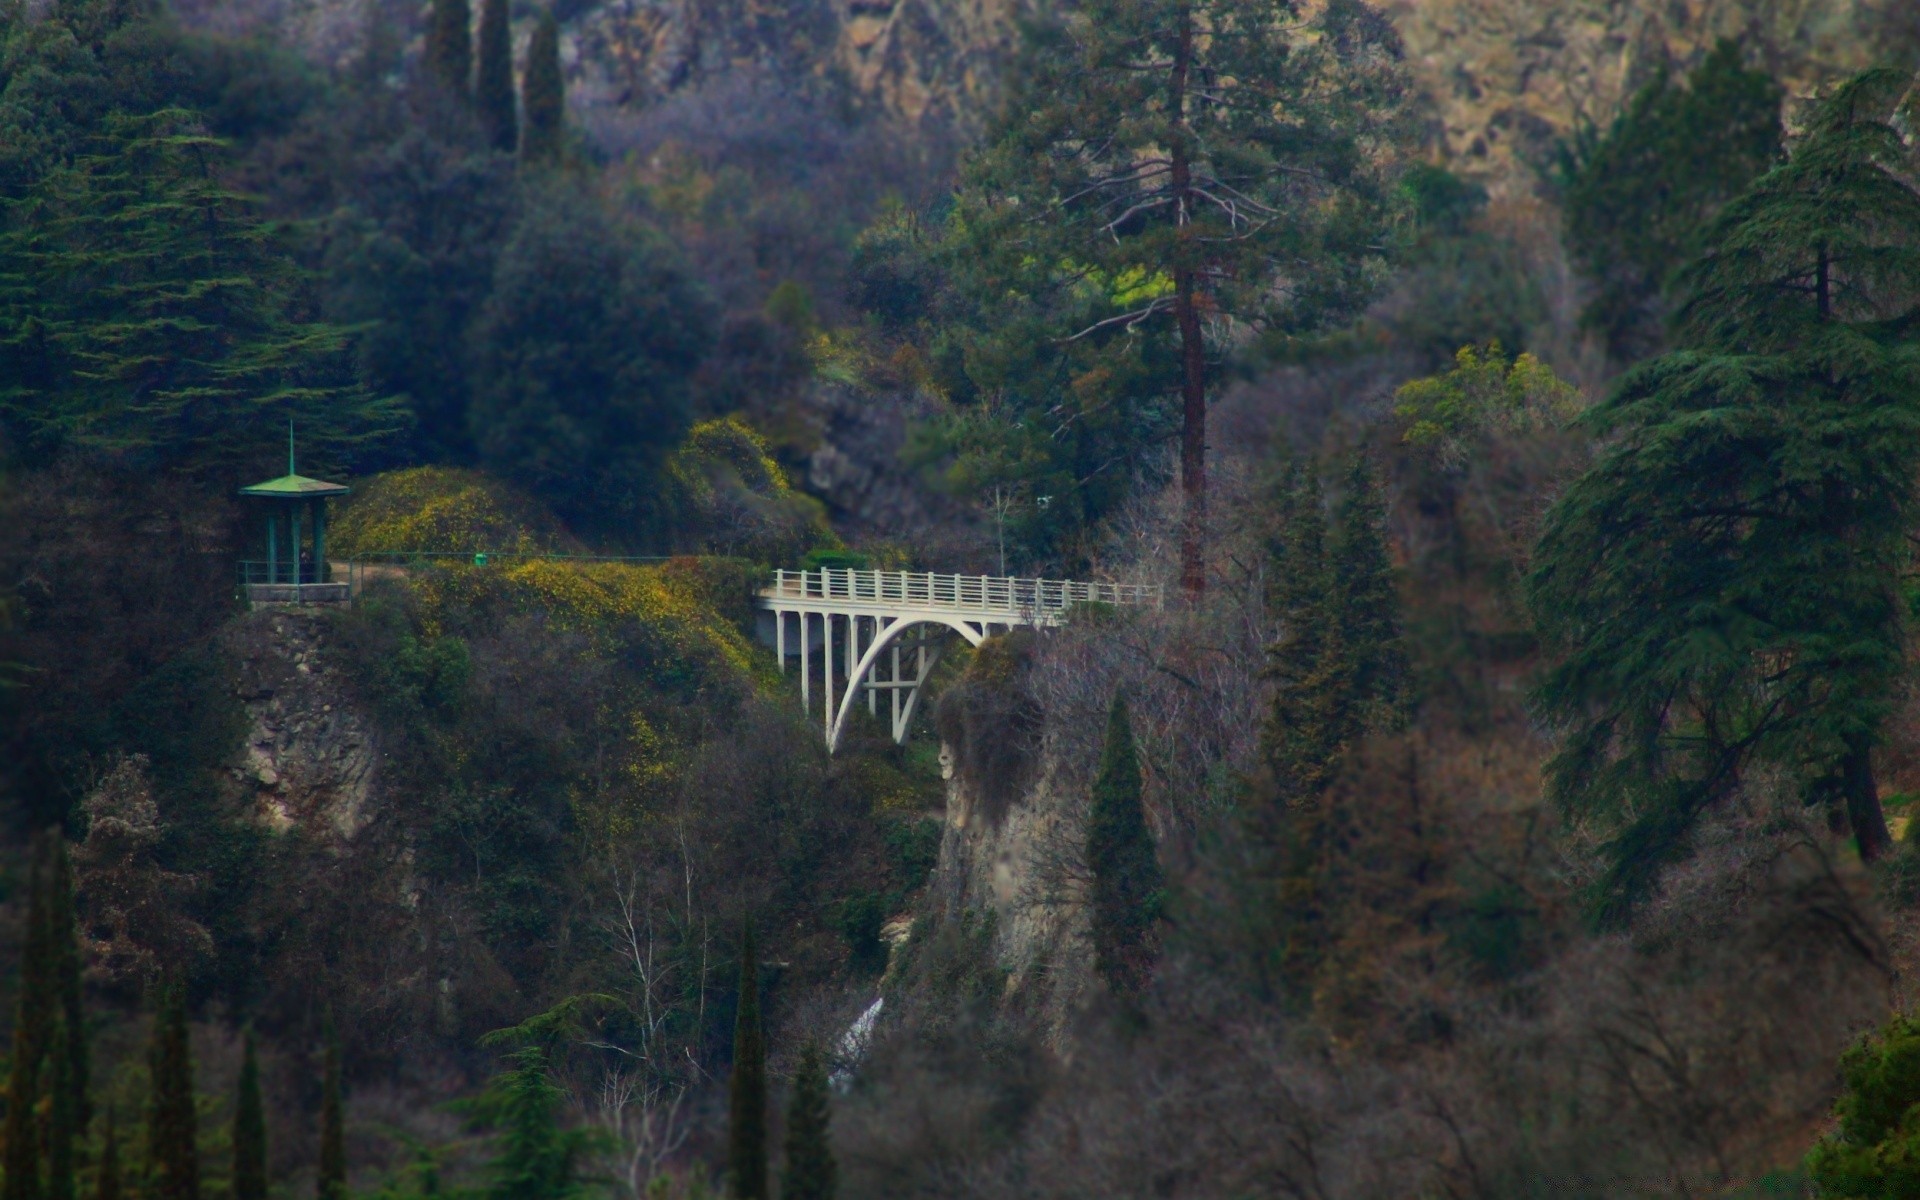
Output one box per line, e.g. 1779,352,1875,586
765,568,1162,613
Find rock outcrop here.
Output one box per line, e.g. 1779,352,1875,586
222,608,379,841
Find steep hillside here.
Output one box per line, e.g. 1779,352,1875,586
187,0,1903,191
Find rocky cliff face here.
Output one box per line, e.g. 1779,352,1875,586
222,607,381,841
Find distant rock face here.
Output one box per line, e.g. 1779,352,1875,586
202,0,1891,199
223,608,379,841
1382,0,1882,194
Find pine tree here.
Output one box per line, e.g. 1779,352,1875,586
1531,68,1920,916
950,0,1410,594
317,1022,344,1200
4,840,54,1200
93,1117,119,1200
727,923,767,1200
1260,470,1352,800
1086,694,1164,996
145,981,199,1200
1331,456,1406,730
426,0,472,98
46,837,88,1200
779,1043,834,1200
520,10,564,166
475,0,516,152
231,1038,267,1200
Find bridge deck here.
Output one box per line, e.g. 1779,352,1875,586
759,568,1161,618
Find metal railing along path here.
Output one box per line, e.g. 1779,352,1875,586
764,568,1162,615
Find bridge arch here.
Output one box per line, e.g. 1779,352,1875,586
828,614,989,753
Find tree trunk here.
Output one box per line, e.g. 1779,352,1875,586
1844,735,1893,863
1170,5,1206,598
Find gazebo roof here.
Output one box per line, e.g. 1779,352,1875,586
239,473,350,498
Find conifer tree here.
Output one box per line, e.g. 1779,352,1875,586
93,1117,119,1200
232,1038,267,1200
727,923,767,1200
520,10,564,166
779,1043,834,1200
47,837,88,1200
478,1047,586,1200
317,1022,344,1200
1086,694,1163,996
426,0,472,98
1260,470,1352,800
5,841,53,1200
0,110,403,481
475,0,517,152
145,982,199,1200
1532,68,1920,915
1331,456,1406,731
950,0,1410,594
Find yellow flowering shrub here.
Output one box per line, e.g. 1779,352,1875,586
660,417,834,561
328,467,579,558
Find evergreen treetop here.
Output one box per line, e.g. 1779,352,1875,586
232,1037,267,1200
0,109,404,481
475,0,516,152
780,1042,835,1200
426,0,473,98
727,922,767,1200
1530,68,1920,915
1086,693,1164,996
521,11,564,167
145,981,199,1200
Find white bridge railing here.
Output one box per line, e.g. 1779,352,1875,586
766,568,1162,614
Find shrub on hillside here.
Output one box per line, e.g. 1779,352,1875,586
327,466,579,558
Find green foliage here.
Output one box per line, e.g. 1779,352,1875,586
474,0,514,152
0,108,404,481
1807,1012,1920,1197
3,836,92,1200
780,1043,835,1200
1559,41,1783,361
1392,342,1581,465
231,1038,267,1200
883,819,940,890
1086,694,1163,996
933,0,1411,570
1381,166,1547,365
318,1023,346,1200
520,11,563,166
835,893,889,976
146,981,200,1200
728,923,767,1200
1530,69,1920,918
469,1047,594,1200
94,1118,120,1200
466,189,716,532
426,0,473,98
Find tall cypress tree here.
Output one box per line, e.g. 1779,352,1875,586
317,1021,344,1200
46,838,87,1200
726,923,767,1200
474,0,517,152
92,1117,119,1200
231,1037,267,1200
4,840,53,1200
425,0,472,98
1331,456,1406,731
780,1043,834,1200
1260,470,1352,800
1532,68,1920,915
1086,694,1163,996
145,982,199,1200
520,10,564,166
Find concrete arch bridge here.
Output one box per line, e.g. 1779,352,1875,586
756,568,1162,753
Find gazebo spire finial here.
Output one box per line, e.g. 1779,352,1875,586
288,416,296,477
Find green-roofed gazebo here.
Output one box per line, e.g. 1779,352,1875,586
239,426,350,599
